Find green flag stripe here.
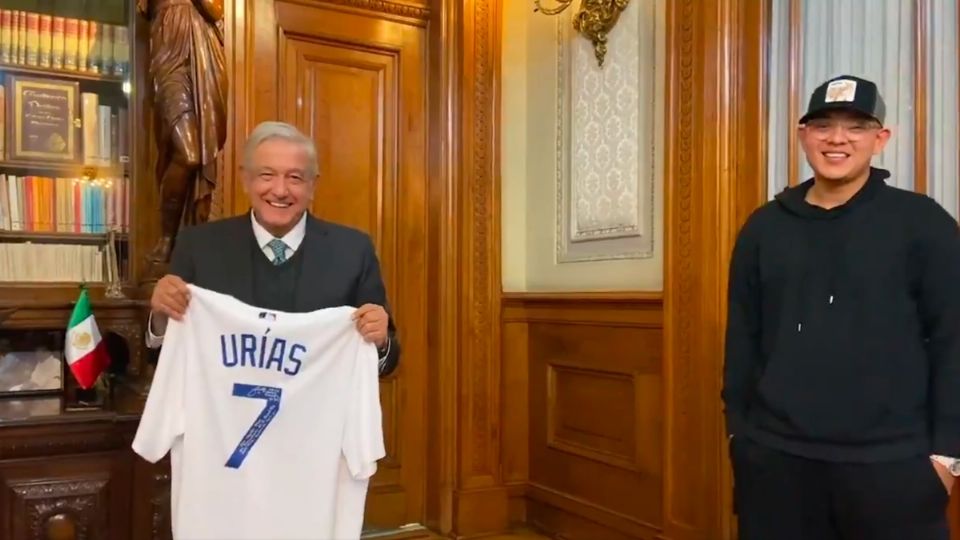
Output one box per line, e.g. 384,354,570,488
68,288,92,329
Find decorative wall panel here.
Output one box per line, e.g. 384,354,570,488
556,0,657,262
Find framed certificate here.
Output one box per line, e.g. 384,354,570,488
5,74,80,163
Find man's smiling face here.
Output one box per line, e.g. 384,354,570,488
798,109,890,183
243,137,315,236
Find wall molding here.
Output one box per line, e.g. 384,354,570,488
318,0,430,21
502,292,663,326
502,291,663,302
459,0,502,491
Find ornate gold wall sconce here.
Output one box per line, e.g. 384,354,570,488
534,0,630,67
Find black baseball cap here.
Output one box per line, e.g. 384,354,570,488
799,75,886,125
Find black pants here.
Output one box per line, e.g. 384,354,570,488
731,436,951,540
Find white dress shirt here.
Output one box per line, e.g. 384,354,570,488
251,210,306,263
145,211,391,371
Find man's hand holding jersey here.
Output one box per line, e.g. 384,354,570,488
352,304,389,349
149,274,192,336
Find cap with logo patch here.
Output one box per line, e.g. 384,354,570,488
799,75,886,125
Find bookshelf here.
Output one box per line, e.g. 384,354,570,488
0,0,150,402
0,0,154,399
0,0,133,288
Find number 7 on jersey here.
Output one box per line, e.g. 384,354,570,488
225,384,283,469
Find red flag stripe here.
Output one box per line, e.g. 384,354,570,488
69,340,109,389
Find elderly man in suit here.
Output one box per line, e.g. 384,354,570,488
145,121,400,375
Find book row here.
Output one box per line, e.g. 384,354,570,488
0,9,130,77
0,174,130,234
0,241,106,282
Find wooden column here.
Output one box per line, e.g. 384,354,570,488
426,0,508,536
663,1,768,539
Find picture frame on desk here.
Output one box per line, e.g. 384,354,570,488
0,344,64,397
4,73,80,163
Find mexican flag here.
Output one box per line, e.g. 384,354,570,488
64,288,110,389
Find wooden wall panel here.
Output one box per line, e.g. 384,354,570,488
503,294,664,540
282,40,391,237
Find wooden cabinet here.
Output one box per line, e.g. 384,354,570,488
0,398,171,540
0,295,162,540
0,0,164,535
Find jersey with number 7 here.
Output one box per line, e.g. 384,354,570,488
132,285,385,539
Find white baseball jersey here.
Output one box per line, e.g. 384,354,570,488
132,285,385,540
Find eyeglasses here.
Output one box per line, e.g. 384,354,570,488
804,120,882,141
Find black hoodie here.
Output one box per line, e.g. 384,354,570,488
722,167,960,462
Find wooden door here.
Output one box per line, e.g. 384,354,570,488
246,0,428,531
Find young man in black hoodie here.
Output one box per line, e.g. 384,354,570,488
723,74,960,540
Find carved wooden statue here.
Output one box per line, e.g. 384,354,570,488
139,0,228,271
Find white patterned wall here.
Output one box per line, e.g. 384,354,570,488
769,0,917,195
555,0,656,262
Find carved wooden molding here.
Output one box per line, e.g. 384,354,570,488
427,0,509,535
664,0,698,531
11,477,109,539
319,0,429,20
460,0,502,491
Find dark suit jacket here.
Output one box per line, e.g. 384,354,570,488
165,211,400,375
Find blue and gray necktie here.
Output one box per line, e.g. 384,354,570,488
267,239,287,265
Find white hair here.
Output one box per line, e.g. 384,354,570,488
242,121,318,179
